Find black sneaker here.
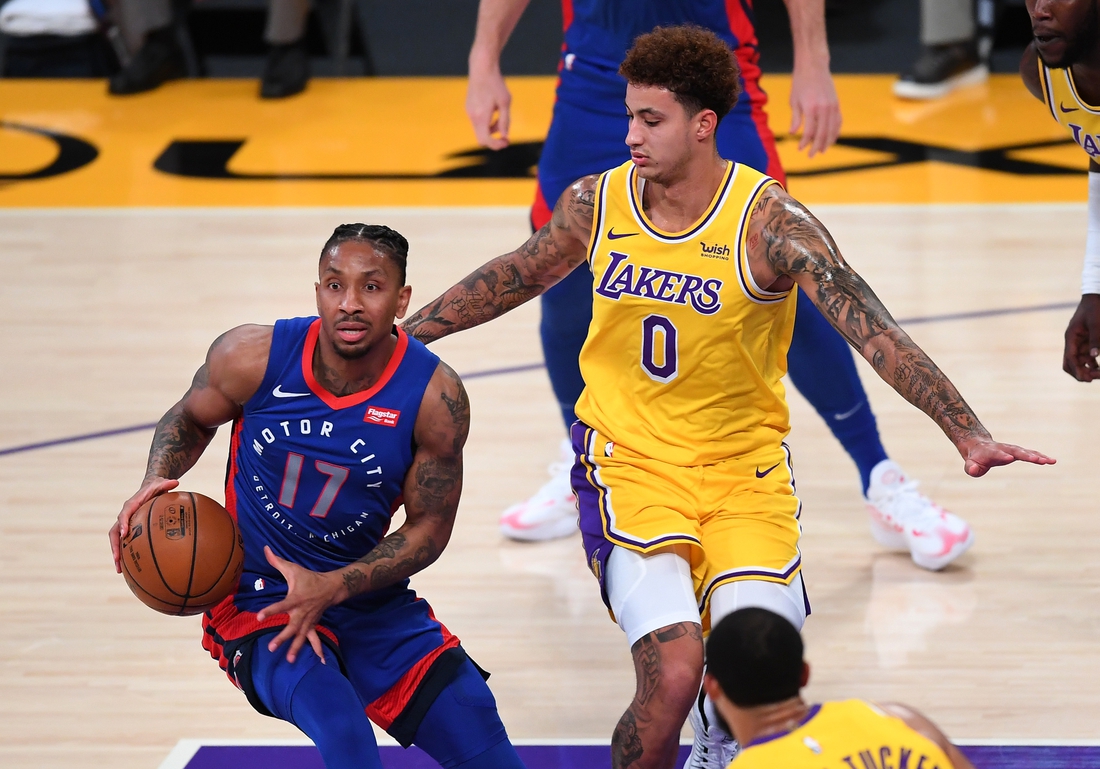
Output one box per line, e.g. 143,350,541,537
108,25,186,96
893,41,988,100
260,40,310,99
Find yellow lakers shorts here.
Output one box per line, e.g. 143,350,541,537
569,421,803,626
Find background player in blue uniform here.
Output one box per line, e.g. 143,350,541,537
109,225,526,769
465,0,973,577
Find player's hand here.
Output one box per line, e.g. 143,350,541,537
789,63,841,158
1062,294,1100,382
957,437,1055,477
110,476,179,573
466,62,512,150
256,546,340,664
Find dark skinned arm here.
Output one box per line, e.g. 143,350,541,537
879,702,976,769
109,325,272,572
400,175,598,344
255,361,471,663
745,185,1055,476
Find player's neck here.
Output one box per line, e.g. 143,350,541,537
733,696,812,747
1071,45,1100,101
312,330,398,397
643,152,728,231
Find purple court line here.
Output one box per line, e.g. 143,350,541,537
0,301,1076,460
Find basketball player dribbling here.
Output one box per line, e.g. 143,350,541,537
467,0,972,576
108,225,525,769
404,27,1054,769
704,608,975,769
1020,0,1100,381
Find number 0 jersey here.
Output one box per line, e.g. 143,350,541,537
1037,59,1100,161
574,160,795,466
730,700,956,769
223,316,440,614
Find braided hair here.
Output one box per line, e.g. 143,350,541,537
321,224,409,285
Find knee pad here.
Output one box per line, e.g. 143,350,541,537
709,574,809,633
606,546,701,648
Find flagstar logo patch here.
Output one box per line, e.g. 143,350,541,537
364,406,400,427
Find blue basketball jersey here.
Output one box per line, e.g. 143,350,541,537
225,317,440,614
562,0,754,69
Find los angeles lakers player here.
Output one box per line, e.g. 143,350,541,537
1021,0,1100,381
403,26,1053,769
704,608,975,769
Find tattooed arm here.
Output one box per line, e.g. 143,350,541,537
745,185,1055,477
256,361,469,663
109,325,271,571
401,175,598,344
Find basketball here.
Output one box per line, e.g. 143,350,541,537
119,491,244,616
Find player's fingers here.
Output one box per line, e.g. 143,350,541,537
789,99,803,136
109,522,122,573
964,459,988,478
266,625,295,654
307,629,326,664
823,106,842,153
497,101,511,146
799,108,819,153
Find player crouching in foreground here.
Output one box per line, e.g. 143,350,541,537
704,608,975,769
109,224,525,769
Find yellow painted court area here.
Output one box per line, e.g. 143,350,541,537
0,74,1089,207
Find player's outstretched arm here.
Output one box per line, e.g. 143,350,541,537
401,176,597,344
745,185,1055,477
879,703,976,769
256,361,469,663
109,325,272,572
467,0,533,149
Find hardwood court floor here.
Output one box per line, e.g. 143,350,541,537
0,204,1097,769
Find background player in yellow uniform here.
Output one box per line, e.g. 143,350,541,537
403,26,1053,769
704,608,975,769
1021,0,1100,381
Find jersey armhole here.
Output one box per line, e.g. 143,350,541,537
735,177,789,304
241,318,297,413
1038,60,1058,120
586,171,609,266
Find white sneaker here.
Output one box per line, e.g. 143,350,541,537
866,460,974,571
499,439,579,542
686,693,740,769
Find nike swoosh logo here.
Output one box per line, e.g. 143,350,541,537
755,462,781,478
272,385,310,398
607,228,639,240
1060,102,1080,113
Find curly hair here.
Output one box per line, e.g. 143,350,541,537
619,25,742,123
321,223,409,285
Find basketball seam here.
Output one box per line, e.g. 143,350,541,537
181,491,200,615
142,500,181,606
199,502,239,601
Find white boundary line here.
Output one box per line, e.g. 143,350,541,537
158,736,1100,769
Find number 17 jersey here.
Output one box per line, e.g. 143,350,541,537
574,160,796,467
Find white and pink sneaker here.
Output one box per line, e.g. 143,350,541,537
499,439,579,542
866,460,974,571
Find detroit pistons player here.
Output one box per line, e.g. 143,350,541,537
109,224,524,769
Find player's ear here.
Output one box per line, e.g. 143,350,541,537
702,672,723,701
801,661,811,688
395,285,412,319
696,109,718,142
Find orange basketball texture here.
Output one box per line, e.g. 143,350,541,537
120,491,244,616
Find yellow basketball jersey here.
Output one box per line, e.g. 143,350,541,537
730,700,956,769
573,159,795,467
1038,59,1100,160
